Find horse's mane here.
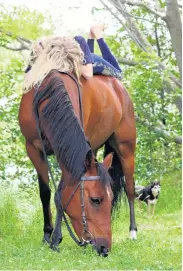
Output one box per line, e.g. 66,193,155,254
33,72,91,181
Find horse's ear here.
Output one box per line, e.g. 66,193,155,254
103,153,113,170
85,150,93,169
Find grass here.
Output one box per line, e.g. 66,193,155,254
0,170,181,270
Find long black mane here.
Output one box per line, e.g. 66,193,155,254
33,72,91,181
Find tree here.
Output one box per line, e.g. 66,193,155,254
0,2,181,183
100,0,182,113
98,0,182,180
0,5,54,184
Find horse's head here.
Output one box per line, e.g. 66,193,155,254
61,152,113,257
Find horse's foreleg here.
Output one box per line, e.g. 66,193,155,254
26,141,53,243
118,142,137,240
50,184,63,251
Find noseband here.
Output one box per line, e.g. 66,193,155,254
61,174,100,246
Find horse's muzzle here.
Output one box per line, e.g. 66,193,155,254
98,245,109,257
92,238,110,257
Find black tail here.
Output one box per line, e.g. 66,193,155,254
104,142,125,213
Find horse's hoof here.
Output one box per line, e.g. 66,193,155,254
42,233,51,245
130,230,137,240
51,235,63,245
58,237,63,244
50,244,60,252
42,238,51,245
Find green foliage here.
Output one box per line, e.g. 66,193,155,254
0,5,55,184
0,5,54,40
127,56,181,181
105,34,181,183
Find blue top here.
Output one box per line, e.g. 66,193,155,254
74,36,94,65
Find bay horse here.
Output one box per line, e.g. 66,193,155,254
18,70,137,256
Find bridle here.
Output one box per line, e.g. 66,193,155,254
59,174,101,246
34,71,102,247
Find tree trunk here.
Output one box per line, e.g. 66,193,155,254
165,0,182,78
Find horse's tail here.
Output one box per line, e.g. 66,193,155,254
104,142,125,213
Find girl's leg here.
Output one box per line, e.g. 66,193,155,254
87,39,94,53
87,29,95,53
92,53,122,80
91,24,122,72
97,38,121,72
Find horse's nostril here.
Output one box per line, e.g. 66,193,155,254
99,245,109,257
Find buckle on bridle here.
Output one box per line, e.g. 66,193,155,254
80,230,94,245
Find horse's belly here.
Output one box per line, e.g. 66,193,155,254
88,131,113,150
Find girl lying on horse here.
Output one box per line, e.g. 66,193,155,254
24,24,122,91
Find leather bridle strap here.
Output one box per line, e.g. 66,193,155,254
64,176,100,212
63,181,82,212
80,180,88,233
61,206,82,246
81,176,100,181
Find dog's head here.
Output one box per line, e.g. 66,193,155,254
151,181,161,197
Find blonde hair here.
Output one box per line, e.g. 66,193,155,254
23,36,84,93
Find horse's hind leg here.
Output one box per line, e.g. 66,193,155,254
26,141,53,243
112,121,137,239
118,142,137,239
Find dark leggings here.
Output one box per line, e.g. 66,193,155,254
87,38,122,79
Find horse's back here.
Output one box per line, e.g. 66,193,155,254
81,76,134,118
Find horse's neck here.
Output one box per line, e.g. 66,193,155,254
61,165,74,186
58,73,82,125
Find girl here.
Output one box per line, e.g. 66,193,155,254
74,24,122,80
25,25,122,81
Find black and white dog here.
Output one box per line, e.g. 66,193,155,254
135,181,161,215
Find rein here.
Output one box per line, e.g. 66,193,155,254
34,72,99,247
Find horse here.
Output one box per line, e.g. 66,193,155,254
18,70,137,256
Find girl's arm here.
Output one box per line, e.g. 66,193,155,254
81,63,93,79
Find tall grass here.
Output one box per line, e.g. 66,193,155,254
0,170,181,270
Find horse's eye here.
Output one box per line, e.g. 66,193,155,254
90,197,103,205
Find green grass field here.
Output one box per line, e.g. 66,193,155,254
0,170,181,270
